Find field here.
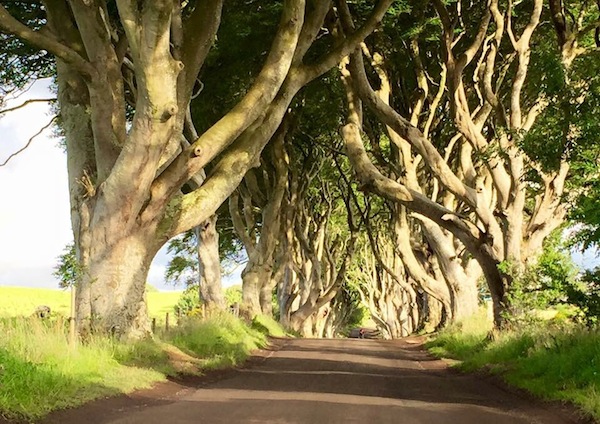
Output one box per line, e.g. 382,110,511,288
0,286,182,319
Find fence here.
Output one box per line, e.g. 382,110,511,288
151,303,240,333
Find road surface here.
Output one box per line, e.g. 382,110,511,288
44,337,584,424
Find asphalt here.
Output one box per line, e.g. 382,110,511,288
40,337,587,424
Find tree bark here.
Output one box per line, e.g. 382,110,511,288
78,230,156,338
195,215,225,310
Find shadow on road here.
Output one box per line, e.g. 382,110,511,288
37,338,586,424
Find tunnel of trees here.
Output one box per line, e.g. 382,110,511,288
1,0,599,338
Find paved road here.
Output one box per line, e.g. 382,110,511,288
47,338,583,424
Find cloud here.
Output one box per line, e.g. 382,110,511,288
0,80,71,288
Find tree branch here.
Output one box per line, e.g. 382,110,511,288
0,5,94,77
0,98,56,115
300,0,394,81
0,116,57,167
179,0,224,108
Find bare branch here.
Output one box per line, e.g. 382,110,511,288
0,116,57,167
0,98,56,115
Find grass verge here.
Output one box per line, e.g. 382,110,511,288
0,313,286,421
427,309,600,420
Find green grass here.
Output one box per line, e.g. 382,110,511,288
0,286,182,322
251,314,288,338
427,309,600,420
0,317,165,420
167,313,269,369
0,312,286,421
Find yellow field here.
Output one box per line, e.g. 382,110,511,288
0,286,182,319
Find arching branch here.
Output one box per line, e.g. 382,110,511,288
0,5,94,77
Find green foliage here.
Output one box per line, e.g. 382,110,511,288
570,179,600,250
428,315,600,421
499,234,600,327
191,0,282,132
498,232,580,325
165,231,199,287
173,285,202,318
0,2,55,92
52,243,81,289
565,268,600,327
224,284,242,307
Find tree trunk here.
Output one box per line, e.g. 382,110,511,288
419,218,481,321
422,294,444,333
195,215,225,310
78,231,155,339
241,267,271,318
478,256,510,329
451,283,479,321
259,283,275,317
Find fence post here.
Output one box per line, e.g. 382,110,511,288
151,318,156,333
68,285,77,346
165,312,170,332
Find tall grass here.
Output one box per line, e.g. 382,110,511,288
0,313,286,421
0,317,164,420
168,313,268,369
427,309,600,420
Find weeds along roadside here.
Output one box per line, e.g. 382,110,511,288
0,313,286,422
426,307,600,421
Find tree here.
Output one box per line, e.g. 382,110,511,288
230,122,290,317
338,0,594,327
0,0,392,337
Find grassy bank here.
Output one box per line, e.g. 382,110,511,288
427,309,600,420
0,313,285,421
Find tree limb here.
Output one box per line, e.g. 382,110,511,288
0,5,94,77
0,98,56,115
0,116,57,167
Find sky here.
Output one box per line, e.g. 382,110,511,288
0,80,597,292
0,80,183,291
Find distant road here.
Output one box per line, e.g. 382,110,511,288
44,338,583,424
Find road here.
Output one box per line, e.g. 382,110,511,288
45,337,583,424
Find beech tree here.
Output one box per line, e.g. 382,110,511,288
0,0,392,337
229,123,289,317
277,143,359,336
337,0,595,327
